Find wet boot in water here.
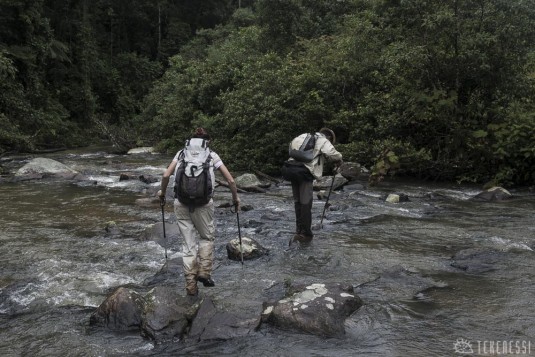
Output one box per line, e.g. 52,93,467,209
185,273,199,297
197,241,215,287
197,276,215,287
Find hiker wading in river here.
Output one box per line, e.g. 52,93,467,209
282,128,342,244
158,128,240,297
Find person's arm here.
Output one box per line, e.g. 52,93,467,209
321,140,343,163
157,160,178,198
217,164,240,210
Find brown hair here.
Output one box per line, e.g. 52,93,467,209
192,127,211,140
319,127,336,144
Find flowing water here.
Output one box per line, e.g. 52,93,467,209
0,147,534,357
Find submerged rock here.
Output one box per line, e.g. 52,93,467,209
472,186,512,201
261,282,362,337
450,248,507,273
355,266,447,302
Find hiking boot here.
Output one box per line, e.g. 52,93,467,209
197,276,215,287
289,233,304,246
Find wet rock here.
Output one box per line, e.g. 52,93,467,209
472,186,512,201
314,174,348,191
90,287,145,331
91,286,201,341
338,161,361,181
241,186,267,193
355,266,447,302
134,197,160,207
261,283,362,337
144,258,183,286
385,193,410,203
139,174,158,184
127,147,155,155
14,157,81,181
450,248,507,273
141,286,199,341
91,285,260,343
241,204,254,211
243,219,264,228
226,237,269,261
261,212,284,221
345,182,366,191
104,221,121,237
119,173,130,181
141,221,181,250
235,173,269,193
316,190,331,200
187,297,260,342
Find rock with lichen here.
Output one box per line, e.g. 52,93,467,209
261,282,362,337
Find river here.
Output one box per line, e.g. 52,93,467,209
0,147,534,356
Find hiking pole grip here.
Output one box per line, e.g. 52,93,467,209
236,206,244,265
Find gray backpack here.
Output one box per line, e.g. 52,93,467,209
289,133,317,162
174,138,213,211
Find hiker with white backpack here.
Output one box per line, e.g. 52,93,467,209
281,128,342,244
158,128,240,298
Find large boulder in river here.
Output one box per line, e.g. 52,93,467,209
90,286,201,341
90,285,260,343
313,174,348,191
89,287,145,331
14,157,81,180
338,161,361,181
186,297,261,343
140,286,200,341
235,173,270,192
261,282,362,337
127,147,155,154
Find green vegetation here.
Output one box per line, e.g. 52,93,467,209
1,0,534,186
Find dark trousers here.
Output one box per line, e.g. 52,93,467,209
291,179,314,238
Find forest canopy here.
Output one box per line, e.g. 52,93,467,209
1,0,534,186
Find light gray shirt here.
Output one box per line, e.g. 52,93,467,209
289,133,342,179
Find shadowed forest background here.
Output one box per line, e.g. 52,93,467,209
1,0,534,186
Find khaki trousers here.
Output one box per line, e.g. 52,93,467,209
174,199,215,295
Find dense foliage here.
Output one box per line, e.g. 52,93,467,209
1,0,534,186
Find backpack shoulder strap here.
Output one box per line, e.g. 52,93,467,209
177,149,185,161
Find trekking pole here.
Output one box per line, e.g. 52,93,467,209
320,174,336,229
235,204,244,266
160,197,168,265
